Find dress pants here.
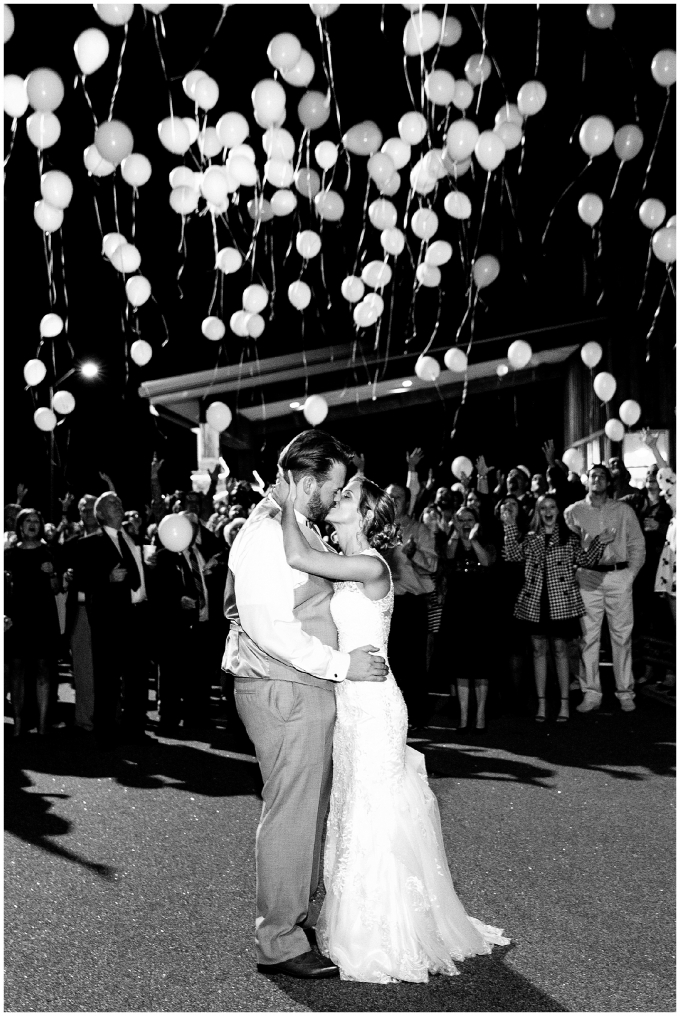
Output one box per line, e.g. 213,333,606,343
70,604,94,732
578,568,635,703
234,678,335,965
387,592,430,727
157,620,211,730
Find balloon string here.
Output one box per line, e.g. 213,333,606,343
641,88,670,197
3,118,18,169
92,188,104,241
645,275,670,362
170,4,229,80
208,215,220,315
153,14,173,117
378,273,397,383
472,170,491,264
321,21,347,175
608,160,623,202
177,216,187,297
534,4,541,76
594,223,605,307
351,176,372,277
267,228,276,320
636,239,654,311
402,54,419,115
150,294,170,348
131,188,137,242
611,30,640,124
112,174,120,234
58,230,73,359
78,76,99,131
108,22,129,121
502,171,529,286
421,279,445,357
541,159,592,247
666,264,676,301
474,5,489,117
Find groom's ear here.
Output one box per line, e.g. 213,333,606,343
300,474,316,496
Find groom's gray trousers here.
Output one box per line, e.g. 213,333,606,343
234,677,336,965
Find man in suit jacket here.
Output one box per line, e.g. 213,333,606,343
223,430,387,980
77,492,149,746
149,512,215,737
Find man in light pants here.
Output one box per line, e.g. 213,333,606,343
565,464,645,712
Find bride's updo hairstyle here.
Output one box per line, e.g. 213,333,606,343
358,477,401,551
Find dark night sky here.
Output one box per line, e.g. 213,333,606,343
3,3,676,512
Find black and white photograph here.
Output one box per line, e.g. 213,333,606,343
3,3,675,1012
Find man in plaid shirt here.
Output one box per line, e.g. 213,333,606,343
564,464,645,713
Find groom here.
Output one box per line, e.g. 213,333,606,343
223,430,388,978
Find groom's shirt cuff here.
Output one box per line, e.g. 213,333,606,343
232,515,350,682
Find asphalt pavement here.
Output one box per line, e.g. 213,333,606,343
4,689,676,1014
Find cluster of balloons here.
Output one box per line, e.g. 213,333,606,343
604,399,642,444
638,201,676,264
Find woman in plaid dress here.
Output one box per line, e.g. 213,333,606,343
501,495,615,723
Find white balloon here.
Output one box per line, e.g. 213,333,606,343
158,117,191,155
361,260,392,289
398,110,427,144
410,159,437,195
120,153,152,187
228,154,258,187
125,275,151,307
216,247,243,274
247,313,265,338
368,199,398,230
604,419,625,443
182,69,208,100
353,299,379,328
416,263,441,287
444,347,467,372
243,284,269,314
73,27,110,75
451,455,473,479
444,190,472,219
194,76,219,111
33,200,63,233
206,401,232,432
364,292,385,317
169,165,196,190
508,339,532,369
201,165,230,205
296,230,321,259
411,208,439,239
303,394,328,426
619,400,642,427
39,313,63,337
24,359,46,386
169,185,199,215
425,240,453,266
83,143,115,177
110,242,141,274
52,390,76,415
264,158,294,188
202,316,226,341
496,363,509,377
380,227,406,256
102,232,126,258
198,126,222,159
415,355,441,381
4,3,14,43
270,189,298,216
230,311,252,337
562,448,583,472
315,140,338,170
288,280,311,310
341,276,364,303
281,49,315,87
593,371,617,402
130,338,153,365
580,341,603,368
403,10,441,57
381,136,411,170
216,111,249,149
4,74,28,118
182,117,199,145
158,513,194,553
26,111,61,149
34,407,57,432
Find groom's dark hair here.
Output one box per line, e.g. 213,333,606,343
278,429,353,483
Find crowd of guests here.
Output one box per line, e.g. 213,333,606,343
4,431,676,747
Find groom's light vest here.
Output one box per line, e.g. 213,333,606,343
222,499,337,693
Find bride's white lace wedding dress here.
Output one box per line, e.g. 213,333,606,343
316,548,509,983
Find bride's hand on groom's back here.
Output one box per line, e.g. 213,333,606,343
346,645,388,682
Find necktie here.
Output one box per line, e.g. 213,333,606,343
117,532,141,592
188,547,206,612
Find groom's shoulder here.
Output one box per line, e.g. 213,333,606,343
232,499,282,554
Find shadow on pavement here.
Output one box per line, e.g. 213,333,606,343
418,694,676,786
4,748,116,881
263,946,566,1013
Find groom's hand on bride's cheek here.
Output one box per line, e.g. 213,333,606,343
346,645,389,682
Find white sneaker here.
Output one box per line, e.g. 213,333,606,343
576,697,600,713
620,699,636,712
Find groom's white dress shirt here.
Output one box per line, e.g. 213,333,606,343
228,499,350,683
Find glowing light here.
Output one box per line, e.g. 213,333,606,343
402,379,413,387
81,362,99,378
290,401,301,409
149,405,159,416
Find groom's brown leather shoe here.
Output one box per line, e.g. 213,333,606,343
257,950,339,978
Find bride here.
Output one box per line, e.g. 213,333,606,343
277,469,509,984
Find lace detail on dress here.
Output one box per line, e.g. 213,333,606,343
317,549,509,983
